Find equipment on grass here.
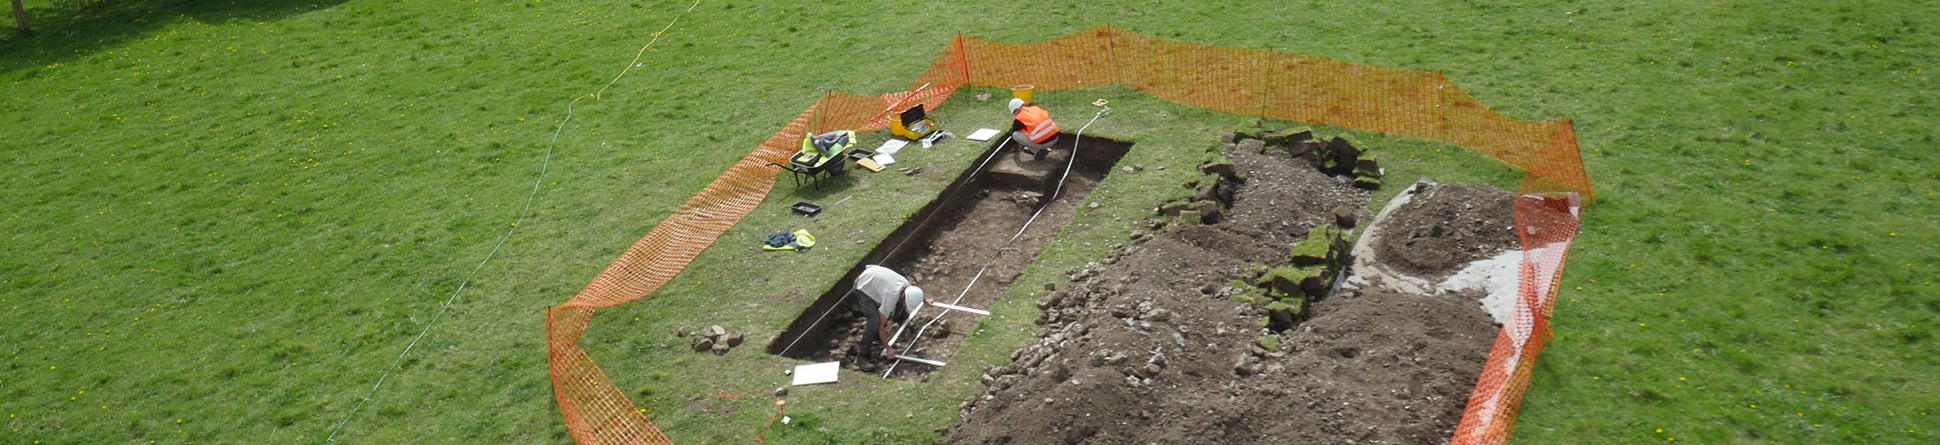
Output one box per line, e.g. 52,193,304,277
790,362,840,385
760,229,816,251
890,104,939,140
774,130,857,190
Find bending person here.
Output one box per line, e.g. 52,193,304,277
853,265,931,366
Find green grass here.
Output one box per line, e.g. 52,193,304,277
3,1,1935,444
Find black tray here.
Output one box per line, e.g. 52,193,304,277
791,202,822,216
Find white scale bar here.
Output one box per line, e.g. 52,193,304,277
896,355,946,367
929,302,990,316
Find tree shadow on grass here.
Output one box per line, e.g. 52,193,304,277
1,0,346,70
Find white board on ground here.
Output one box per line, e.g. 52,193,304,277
966,128,1001,141
791,362,840,386
875,139,908,155
872,153,896,166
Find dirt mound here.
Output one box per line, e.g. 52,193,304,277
945,144,1501,444
1372,183,1518,282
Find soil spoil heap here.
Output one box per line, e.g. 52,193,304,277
945,140,1503,445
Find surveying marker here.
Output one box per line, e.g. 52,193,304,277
895,355,946,367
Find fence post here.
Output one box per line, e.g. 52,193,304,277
1257,48,1270,119
955,34,971,86
1436,72,1450,141
1104,24,1119,85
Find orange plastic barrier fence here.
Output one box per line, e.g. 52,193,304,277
548,26,1587,445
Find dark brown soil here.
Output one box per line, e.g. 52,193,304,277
820,175,1092,374
943,146,1501,445
1372,183,1519,282
771,137,1130,378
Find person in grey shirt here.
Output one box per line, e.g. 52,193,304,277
854,265,930,363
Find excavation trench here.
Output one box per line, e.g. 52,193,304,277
767,136,1132,376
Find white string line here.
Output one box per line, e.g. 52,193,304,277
777,136,1009,357
324,1,701,441
876,134,1011,264
884,106,1111,377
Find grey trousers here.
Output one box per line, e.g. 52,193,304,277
1011,130,1055,156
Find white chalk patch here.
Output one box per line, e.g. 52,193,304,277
1344,180,1519,324
1441,249,1523,325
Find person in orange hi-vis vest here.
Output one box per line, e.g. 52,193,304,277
1008,97,1061,160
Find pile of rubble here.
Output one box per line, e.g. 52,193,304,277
1228,127,1383,190
946,132,1494,445
679,325,746,355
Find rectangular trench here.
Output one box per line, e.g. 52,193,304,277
766,136,1132,373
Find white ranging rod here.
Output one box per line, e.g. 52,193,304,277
895,355,946,367
928,301,990,316
881,296,991,365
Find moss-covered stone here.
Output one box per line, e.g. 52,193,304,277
1157,199,1192,216
1354,155,1381,177
1264,299,1305,331
1256,335,1282,352
1177,210,1203,226
1201,160,1238,181
1260,264,1323,295
1287,129,1314,145
1289,225,1340,265
1259,130,1290,147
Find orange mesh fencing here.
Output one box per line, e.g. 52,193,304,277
550,26,1586,445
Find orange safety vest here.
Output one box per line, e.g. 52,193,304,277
1015,105,1060,144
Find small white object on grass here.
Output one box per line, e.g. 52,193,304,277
966,128,1002,141
791,362,840,386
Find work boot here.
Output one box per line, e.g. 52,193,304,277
1032,148,1048,160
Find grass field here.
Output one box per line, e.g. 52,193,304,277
3,1,1935,444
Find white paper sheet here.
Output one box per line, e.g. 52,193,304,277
791,362,840,386
871,153,896,166
966,128,1002,141
875,139,908,155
